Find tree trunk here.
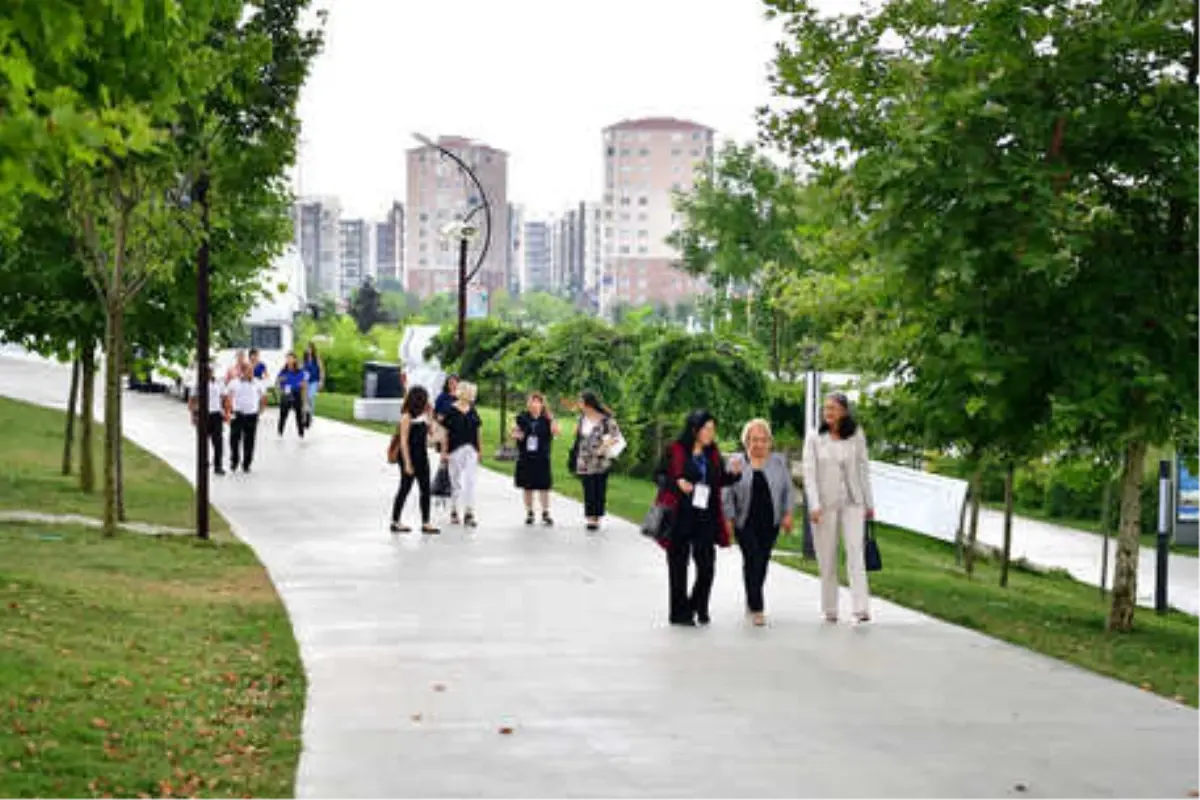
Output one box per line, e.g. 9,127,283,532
999,461,1015,587
115,333,126,522
102,307,121,537
964,465,983,576
1108,438,1149,632
80,345,96,493
62,357,81,475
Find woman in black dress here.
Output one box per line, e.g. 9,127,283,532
390,386,439,535
513,392,560,525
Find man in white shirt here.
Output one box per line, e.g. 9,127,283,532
229,361,267,473
188,364,231,476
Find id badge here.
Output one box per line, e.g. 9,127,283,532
526,435,539,453
692,483,711,509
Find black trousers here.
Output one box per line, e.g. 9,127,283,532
278,391,306,437
737,523,780,613
207,412,224,471
392,457,431,524
581,472,609,518
230,413,259,470
667,513,717,622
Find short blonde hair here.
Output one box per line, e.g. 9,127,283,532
455,381,478,404
741,418,773,451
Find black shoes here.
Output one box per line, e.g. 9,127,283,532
525,510,535,526
542,511,554,527
464,513,478,528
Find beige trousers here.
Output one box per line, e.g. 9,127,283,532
813,503,870,617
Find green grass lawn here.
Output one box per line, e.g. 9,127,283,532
0,397,231,537
0,523,305,798
0,396,305,796
317,392,1199,707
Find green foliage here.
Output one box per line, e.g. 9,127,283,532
349,278,387,333
297,315,377,394
423,318,535,384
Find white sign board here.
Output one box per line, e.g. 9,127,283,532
869,461,969,543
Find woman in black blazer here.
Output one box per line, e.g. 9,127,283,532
512,392,560,525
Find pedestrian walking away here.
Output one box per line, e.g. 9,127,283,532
442,380,482,528
229,362,266,473
276,352,308,438
390,386,439,535
724,419,794,627
657,410,738,627
224,349,248,384
569,391,625,531
189,364,231,476
802,392,877,624
249,347,269,383
302,342,324,428
513,392,560,526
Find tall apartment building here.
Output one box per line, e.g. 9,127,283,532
338,218,372,301
506,203,524,296
600,117,715,314
405,135,509,299
523,221,553,294
545,202,604,308
294,196,343,302
374,201,404,288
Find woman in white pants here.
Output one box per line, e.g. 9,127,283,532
441,381,482,527
801,392,876,624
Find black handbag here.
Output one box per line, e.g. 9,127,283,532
431,463,452,498
864,519,883,572
640,502,674,540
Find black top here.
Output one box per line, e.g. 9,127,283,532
748,469,776,534
405,417,429,462
516,412,552,459
443,405,481,452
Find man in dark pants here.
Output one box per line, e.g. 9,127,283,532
229,362,265,473
188,364,230,475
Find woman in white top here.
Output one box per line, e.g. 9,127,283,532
801,392,876,623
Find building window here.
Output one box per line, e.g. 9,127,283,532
420,213,429,222
619,245,631,254
607,146,615,156
619,196,631,206
619,212,631,222
638,147,650,156
637,229,648,238
671,182,682,192
419,258,428,266
619,148,631,156
638,212,648,221
671,148,682,156
671,132,683,142
638,196,648,206
692,131,701,140
638,246,649,255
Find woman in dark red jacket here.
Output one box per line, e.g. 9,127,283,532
656,409,740,626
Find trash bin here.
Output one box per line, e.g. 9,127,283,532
362,361,403,399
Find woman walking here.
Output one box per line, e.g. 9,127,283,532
802,392,876,624
512,392,560,525
390,386,439,535
302,342,324,428
657,410,737,627
724,419,794,627
442,380,482,528
276,352,307,438
569,391,625,531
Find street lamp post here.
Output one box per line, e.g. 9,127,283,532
413,133,492,352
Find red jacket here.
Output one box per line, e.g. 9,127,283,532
654,441,733,549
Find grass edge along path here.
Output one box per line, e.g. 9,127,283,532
0,523,306,798
0,396,232,538
317,392,1198,707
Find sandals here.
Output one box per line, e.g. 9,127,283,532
541,511,553,527
752,612,767,627
421,524,440,535
463,513,478,528
390,522,411,534
449,511,461,525
525,510,535,526
853,612,872,624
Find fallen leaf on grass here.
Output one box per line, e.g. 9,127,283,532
91,717,110,730
1174,695,1187,704
1140,682,1154,691
111,676,133,689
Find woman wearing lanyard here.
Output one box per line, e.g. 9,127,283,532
659,409,739,627
512,392,560,526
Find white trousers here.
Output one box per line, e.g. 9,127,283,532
813,503,870,617
449,446,479,512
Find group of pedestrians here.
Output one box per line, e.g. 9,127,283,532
191,343,325,474
386,376,877,628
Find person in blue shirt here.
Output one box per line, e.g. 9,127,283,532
303,342,324,428
249,348,268,382
276,352,307,438
434,375,459,419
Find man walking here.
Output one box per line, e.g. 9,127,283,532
188,362,230,476
229,361,266,473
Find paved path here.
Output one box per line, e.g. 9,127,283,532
973,508,1199,615
1,356,1197,798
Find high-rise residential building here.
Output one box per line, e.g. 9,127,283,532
294,196,343,302
600,117,715,314
374,201,404,288
523,221,553,293
405,135,509,299
338,218,372,302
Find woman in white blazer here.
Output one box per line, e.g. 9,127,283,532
801,392,875,623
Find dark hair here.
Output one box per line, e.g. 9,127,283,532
818,392,859,438
441,374,459,395
677,409,717,453
403,385,429,417
249,348,259,357
579,390,610,416
305,342,318,359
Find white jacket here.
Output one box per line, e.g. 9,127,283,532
801,428,874,512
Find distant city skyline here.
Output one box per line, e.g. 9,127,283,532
294,0,785,220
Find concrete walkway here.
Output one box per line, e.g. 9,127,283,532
974,508,1199,615
1,356,1197,798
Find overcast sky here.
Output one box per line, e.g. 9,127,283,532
294,0,786,221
